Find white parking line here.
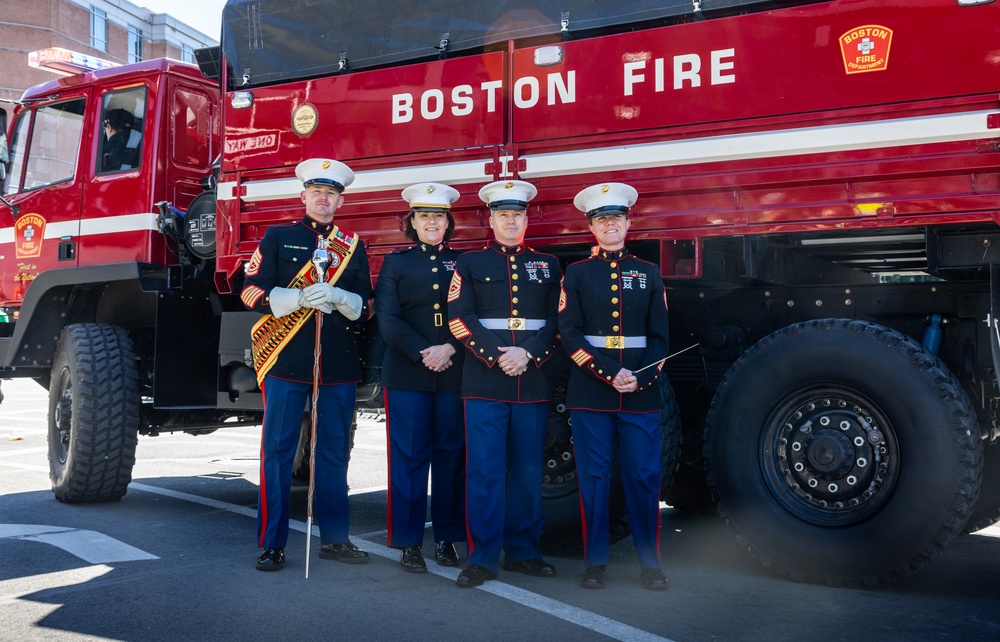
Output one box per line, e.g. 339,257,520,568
128,482,673,642
0,565,115,607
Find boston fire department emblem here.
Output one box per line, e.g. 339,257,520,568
15,213,46,259
839,25,893,75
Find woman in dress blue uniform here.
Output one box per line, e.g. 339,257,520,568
242,158,375,571
376,182,466,573
558,183,671,590
448,180,562,588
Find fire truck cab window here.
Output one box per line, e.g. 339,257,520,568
99,87,146,174
16,98,86,193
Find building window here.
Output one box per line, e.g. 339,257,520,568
128,25,143,63
181,44,195,63
90,7,107,52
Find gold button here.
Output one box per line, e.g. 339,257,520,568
512,310,518,316
512,286,519,292
612,297,619,304
486,277,491,281
430,255,436,260
613,325,620,332
470,341,476,346
510,256,515,262
612,311,619,318
433,284,439,290
512,297,519,304
432,267,438,272
434,303,440,310
610,262,617,268
480,349,484,353
512,274,519,280
606,376,612,381
611,285,618,291
610,273,618,280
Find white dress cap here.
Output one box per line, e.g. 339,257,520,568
478,180,538,210
573,182,639,218
401,182,461,209
295,158,355,191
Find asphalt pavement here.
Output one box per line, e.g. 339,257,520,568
2,377,1000,641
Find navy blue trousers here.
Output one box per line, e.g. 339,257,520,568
385,388,466,547
572,409,662,569
258,376,355,548
464,399,548,573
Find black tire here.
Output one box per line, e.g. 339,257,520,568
660,382,717,514
705,319,982,586
48,324,141,503
541,376,682,553
292,413,311,480
965,441,1000,533
293,410,359,480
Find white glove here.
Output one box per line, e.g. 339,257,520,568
269,287,302,318
302,283,345,307
333,291,363,321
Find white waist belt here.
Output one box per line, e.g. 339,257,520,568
480,317,546,331
585,335,647,349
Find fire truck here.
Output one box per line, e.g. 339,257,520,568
1,0,999,586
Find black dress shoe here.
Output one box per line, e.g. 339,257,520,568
502,558,556,577
435,541,460,567
640,568,669,590
255,547,285,571
319,541,370,564
580,565,607,589
400,546,427,573
455,564,497,588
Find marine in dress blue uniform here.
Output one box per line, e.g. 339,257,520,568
448,180,562,587
558,183,671,590
242,158,375,571
376,182,466,573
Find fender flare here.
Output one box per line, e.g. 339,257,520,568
1,263,154,370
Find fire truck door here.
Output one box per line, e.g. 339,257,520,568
0,92,88,305
77,85,152,269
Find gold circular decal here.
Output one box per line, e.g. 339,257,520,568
292,103,318,136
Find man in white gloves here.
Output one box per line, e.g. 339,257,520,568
241,158,375,571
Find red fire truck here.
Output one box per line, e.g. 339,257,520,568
1,0,998,586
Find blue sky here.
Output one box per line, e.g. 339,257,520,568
140,0,227,41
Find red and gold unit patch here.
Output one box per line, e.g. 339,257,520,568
839,25,892,75
447,272,462,303
245,248,262,276
449,318,471,340
15,213,46,259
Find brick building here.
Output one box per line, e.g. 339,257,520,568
0,0,217,102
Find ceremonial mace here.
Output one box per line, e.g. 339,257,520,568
305,236,330,579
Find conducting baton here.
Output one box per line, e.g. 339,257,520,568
632,342,700,374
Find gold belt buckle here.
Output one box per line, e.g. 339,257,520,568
606,335,624,349
434,313,443,327
508,317,524,330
